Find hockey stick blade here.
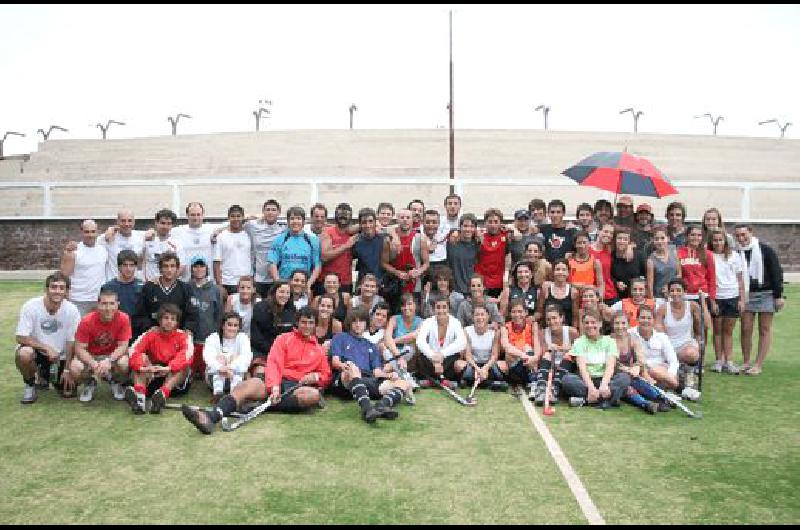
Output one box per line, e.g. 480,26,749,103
221,399,272,431
435,378,476,406
164,402,242,417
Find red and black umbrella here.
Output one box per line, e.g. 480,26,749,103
562,151,677,198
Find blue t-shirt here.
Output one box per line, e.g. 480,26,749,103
329,332,384,375
102,278,143,318
267,230,321,280
352,233,385,281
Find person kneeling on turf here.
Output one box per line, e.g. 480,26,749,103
182,306,331,435
71,289,132,402
330,307,411,423
126,304,193,414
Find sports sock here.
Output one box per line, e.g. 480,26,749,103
133,384,146,394
208,394,237,423
350,378,373,413
380,388,403,408
160,386,171,398
461,365,475,385
24,376,36,387
273,394,303,413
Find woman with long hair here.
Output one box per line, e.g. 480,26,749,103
535,259,579,329
500,260,539,319
646,225,681,300
312,272,351,323
315,293,343,352
249,280,295,377
708,228,746,374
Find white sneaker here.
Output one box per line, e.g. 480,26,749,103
110,381,126,401
681,387,701,402
712,360,724,373
79,378,97,402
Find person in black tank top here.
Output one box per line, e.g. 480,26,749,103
536,260,579,328
315,294,342,348
501,261,538,318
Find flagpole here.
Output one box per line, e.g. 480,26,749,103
449,10,455,195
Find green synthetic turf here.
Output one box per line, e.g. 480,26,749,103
0,281,797,524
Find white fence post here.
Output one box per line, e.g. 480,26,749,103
172,183,181,214
310,181,319,206
741,184,752,222
43,184,52,217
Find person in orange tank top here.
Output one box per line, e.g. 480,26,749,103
500,299,542,390
568,231,604,297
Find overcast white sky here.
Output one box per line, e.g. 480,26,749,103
1,4,798,155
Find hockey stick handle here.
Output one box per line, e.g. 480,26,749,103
222,383,301,431
635,376,702,419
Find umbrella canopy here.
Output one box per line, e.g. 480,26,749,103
562,151,677,197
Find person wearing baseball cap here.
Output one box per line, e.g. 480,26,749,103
633,203,655,256
189,255,223,380
509,209,543,265
613,196,635,228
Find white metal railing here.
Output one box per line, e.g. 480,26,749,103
1,177,800,223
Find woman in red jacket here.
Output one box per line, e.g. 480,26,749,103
475,208,510,299
677,225,715,344
126,304,192,415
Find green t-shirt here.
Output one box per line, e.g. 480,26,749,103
571,335,618,378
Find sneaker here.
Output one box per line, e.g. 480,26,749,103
527,382,539,402
712,360,724,373
125,386,146,415
375,405,399,420
510,385,523,398
489,381,509,393
110,381,126,401
150,389,167,414
550,384,561,405
403,392,416,406
681,387,701,402
362,406,382,424
79,378,97,403
645,401,659,415
21,384,37,404
181,404,216,435
533,382,547,406
569,396,586,408
440,379,457,390
723,362,741,375
657,400,672,412
684,370,698,391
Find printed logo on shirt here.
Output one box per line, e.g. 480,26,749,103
94,331,114,349
194,238,200,246
40,318,62,335
549,233,565,249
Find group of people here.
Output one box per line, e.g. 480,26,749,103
14,193,785,433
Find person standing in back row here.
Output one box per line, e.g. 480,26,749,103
320,203,358,296
734,224,785,376
537,199,576,263
61,219,108,317
214,205,253,297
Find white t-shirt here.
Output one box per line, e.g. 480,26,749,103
97,231,145,281
16,297,81,358
173,224,219,282
69,242,108,302
713,252,744,300
628,327,679,376
214,230,253,286
143,235,185,282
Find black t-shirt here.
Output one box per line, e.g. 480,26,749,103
447,240,480,295
538,224,576,263
611,249,647,299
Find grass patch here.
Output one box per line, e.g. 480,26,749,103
1,281,797,524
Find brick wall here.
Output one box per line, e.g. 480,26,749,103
0,219,798,272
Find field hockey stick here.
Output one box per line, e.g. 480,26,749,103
434,375,476,406
697,291,707,392
164,402,243,418
641,378,703,419
466,367,481,403
221,383,300,432
387,353,417,404
542,364,555,416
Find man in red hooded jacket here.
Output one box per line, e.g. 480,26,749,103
182,306,330,435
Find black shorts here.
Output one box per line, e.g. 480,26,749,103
486,287,503,299
414,353,461,381
715,297,740,318
145,366,192,397
31,349,64,384
331,373,383,400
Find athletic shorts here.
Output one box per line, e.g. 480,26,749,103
145,366,192,397
745,291,775,314
715,297,740,318
332,374,384,399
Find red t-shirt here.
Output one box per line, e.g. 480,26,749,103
590,247,617,301
475,231,509,289
321,226,353,285
75,310,132,356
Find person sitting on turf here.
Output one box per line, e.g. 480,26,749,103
461,304,508,392
126,304,193,414
501,298,543,394
562,310,631,409
329,307,410,423
182,306,331,435
15,272,81,403
629,305,683,395
530,304,579,406
577,286,613,335
363,302,391,350
70,289,132,403
611,310,671,415
415,294,468,388
384,293,422,372
203,311,252,401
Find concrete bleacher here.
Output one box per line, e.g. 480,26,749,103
1,129,799,220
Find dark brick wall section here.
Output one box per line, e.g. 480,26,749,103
0,219,798,272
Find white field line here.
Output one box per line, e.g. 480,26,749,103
518,394,606,525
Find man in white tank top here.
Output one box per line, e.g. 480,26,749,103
61,220,108,317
